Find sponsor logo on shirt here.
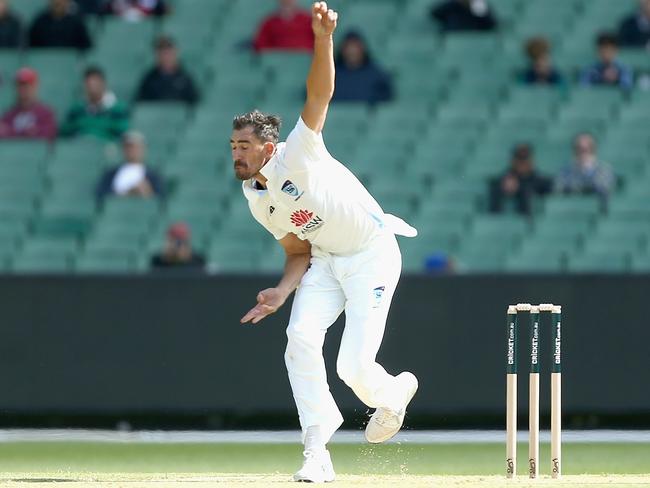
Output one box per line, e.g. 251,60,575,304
302,215,324,234
290,209,325,234
372,286,386,308
281,180,304,201
290,209,313,227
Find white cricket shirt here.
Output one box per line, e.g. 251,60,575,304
242,117,395,255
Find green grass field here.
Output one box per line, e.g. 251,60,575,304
0,441,649,486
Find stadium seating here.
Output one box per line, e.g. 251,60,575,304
0,0,649,273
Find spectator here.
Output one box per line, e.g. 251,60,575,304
430,0,497,32
135,36,199,105
0,68,57,141
555,133,615,206
489,143,553,216
101,0,168,20
150,222,206,272
618,0,650,48
253,0,313,52
0,0,22,48
580,33,634,90
520,37,564,86
28,0,92,50
332,31,393,105
96,131,165,201
60,66,129,141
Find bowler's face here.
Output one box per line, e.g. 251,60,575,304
230,127,270,181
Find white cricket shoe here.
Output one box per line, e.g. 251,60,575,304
365,371,418,444
293,449,335,483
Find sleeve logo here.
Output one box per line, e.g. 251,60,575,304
281,180,304,200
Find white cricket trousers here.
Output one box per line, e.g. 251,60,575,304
284,231,403,444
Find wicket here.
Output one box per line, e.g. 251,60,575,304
506,303,562,479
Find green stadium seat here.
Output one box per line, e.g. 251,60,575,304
0,200,35,221
417,201,473,222
132,102,189,129
543,196,602,219
100,198,161,224
11,254,71,273
532,218,591,245
32,215,91,240
608,197,650,220
0,140,49,166
567,252,629,273
504,253,564,273
88,222,150,243
583,237,645,256
455,246,507,273
470,215,529,241
630,255,650,273
436,104,492,126
75,254,134,273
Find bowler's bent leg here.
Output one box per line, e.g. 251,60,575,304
285,256,346,443
336,234,403,409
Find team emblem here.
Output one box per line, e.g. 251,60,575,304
372,286,386,308
282,180,304,200
269,206,275,214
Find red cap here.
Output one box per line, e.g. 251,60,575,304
15,68,39,85
167,222,190,241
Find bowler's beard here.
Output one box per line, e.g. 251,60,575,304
234,160,252,180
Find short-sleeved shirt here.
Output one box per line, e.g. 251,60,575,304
242,117,386,255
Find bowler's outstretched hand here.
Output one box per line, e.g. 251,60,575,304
241,288,287,325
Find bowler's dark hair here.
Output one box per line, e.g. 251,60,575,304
232,110,282,144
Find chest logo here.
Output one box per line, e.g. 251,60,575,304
290,209,325,234
290,209,313,227
269,206,275,214
282,180,304,200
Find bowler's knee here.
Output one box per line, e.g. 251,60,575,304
285,323,319,365
336,356,367,388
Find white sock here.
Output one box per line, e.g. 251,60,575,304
304,425,326,453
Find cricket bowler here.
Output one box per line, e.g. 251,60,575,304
232,2,418,482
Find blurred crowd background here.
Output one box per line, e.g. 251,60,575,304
0,0,649,274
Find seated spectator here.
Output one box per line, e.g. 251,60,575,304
555,133,615,206
0,0,22,48
28,0,92,50
580,33,633,90
96,131,165,201
150,222,206,272
253,0,313,52
136,36,199,105
60,66,129,141
332,31,393,105
0,68,57,141
101,0,168,20
520,37,564,86
489,143,553,216
430,0,497,32
618,0,650,48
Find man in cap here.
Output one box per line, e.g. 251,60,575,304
0,68,57,141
